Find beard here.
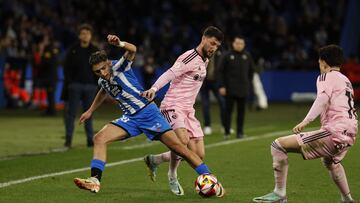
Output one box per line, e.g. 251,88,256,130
202,47,213,59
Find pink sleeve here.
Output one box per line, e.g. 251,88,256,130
151,56,191,91
151,69,177,92
303,92,329,123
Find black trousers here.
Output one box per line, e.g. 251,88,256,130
200,80,226,128
224,96,246,137
64,83,97,146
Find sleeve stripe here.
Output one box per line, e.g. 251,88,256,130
319,73,327,81
183,53,198,64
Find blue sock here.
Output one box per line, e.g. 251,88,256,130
195,163,211,175
90,159,106,181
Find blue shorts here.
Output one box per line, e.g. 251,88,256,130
110,103,172,141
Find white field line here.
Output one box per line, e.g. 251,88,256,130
0,128,316,189
117,125,275,150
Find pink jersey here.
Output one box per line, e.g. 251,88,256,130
304,70,358,145
152,49,208,110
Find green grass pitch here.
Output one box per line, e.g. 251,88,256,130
0,103,358,203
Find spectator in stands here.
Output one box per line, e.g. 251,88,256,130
218,35,254,139
38,33,59,116
62,24,99,148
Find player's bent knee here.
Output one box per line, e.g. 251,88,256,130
93,132,106,144
322,158,338,170
170,143,188,157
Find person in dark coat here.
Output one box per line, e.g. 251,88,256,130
62,24,99,148
218,35,254,139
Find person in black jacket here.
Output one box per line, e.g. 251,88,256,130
218,35,254,139
62,24,99,148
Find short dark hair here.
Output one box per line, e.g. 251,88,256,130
78,23,93,34
89,50,108,66
203,26,224,42
318,44,344,67
232,34,244,42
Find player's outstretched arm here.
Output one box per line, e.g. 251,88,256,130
292,92,329,133
79,88,107,124
107,34,136,61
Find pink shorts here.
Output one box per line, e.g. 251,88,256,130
295,129,352,163
160,107,204,139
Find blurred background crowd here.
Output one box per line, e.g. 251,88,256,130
0,0,360,110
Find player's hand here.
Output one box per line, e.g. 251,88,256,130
292,121,308,134
140,89,156,101
79,110,92,125
219,87,226,96
107,35,121,46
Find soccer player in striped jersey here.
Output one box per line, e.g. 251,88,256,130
73,35,224,196
141,26,224,196
253,45,357,203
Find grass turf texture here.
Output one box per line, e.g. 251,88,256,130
0,103,358,203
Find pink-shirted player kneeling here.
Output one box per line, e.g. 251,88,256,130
253,45,357,203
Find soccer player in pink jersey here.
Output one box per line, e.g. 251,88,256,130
253,45,357,203
141,26,224,196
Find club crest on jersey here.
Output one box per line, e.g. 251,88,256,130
193,74,200,81
109,84,122,97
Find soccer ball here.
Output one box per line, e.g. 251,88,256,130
194,174,220,197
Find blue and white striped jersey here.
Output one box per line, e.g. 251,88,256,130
98,56,150,115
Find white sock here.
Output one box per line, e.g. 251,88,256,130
152,151,171,165
168,151,181,179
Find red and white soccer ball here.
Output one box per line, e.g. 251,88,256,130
194,174,220,197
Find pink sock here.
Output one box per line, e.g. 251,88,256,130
153,151,171,165
324,160,353,201
271,139,288,197
168,151,182,179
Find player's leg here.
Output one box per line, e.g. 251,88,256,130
144,108,188,180
253,134,300,202
323,157,355,202
186,112,206,160
74,123,129,193
168,128,190,178
143,129,188,182
188,138,205,160
167,128,189,196
160,130,225,197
